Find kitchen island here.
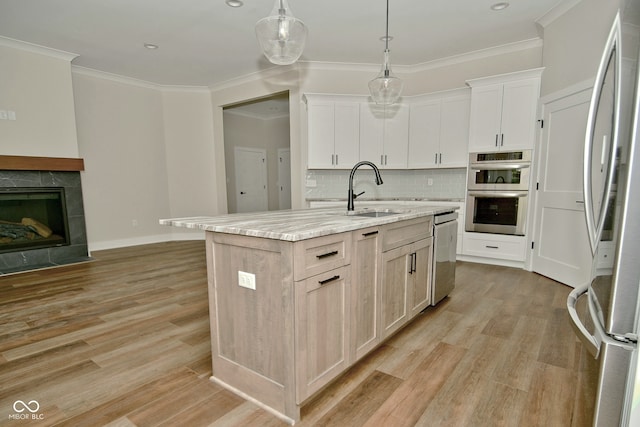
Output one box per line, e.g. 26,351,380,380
160,204,456,424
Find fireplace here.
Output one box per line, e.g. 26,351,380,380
0,187,71,254
0,156,90,274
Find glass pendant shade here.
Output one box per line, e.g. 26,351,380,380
369,50,403,105
255,0,307,65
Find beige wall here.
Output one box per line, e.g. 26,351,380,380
73,71,173,250
539,0,622,96
162,89,218,220
0,40,79,157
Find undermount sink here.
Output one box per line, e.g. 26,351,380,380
351,211,399,218
345,208,408,218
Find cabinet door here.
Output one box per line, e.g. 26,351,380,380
468,84,503,152
409,237,433,317
380,244,412,339
500,78,540,150
383,104,409,168
334,102,360,168
439,95,470,167
351,227,380,361
408,100,441,168
295,266,350,402
307,101,336,169
359,103,385,166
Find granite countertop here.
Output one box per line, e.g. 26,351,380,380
306,197,465,203
160,203,458,242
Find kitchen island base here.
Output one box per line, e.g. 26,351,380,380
161,206,453,424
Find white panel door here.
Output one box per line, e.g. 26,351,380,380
235,147,268,213
531,89,593,287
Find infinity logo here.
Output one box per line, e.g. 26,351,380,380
13,400,40,413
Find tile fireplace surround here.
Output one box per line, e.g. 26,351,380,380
0,156,90,274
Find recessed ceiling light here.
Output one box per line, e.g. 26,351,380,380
226,0,243,7
490,2,509,11
144,43,159,50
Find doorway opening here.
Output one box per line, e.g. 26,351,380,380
223,92,291,214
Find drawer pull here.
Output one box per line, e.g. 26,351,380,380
362,231,379,237
485,245,499,249
318,275,340,285
316,250,339,259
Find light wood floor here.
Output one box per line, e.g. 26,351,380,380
0,240,593,426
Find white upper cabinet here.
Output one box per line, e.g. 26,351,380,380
306,95,360,169
359,102,409,169
408,89,470,168
467,69,543,152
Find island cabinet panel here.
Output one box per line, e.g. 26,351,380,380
409,237,434,317
381,244,412,337
351,227,382,361
295,266,351,402
380,218,434,339
206,232,297,419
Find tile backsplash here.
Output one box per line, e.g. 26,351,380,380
305,168,467,200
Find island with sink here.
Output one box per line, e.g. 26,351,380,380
160,203,456,424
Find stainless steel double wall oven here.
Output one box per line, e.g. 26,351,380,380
465,150,532,236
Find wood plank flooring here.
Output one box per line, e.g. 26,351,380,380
0,241,593,426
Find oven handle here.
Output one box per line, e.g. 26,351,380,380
468,191,528,198
469,164,530,171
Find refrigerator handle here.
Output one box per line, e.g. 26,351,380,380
567,284,599,358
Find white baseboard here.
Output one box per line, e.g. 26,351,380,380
88,231,205,253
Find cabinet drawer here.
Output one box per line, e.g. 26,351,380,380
382,217,433,252
462,233,525,261
294,232,351,281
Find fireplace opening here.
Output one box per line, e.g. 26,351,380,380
0,187,70,254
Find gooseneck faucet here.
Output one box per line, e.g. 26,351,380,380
347,161,384,211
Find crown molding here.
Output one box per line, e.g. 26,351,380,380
0,36,78,62
71,65,209,93
536,0,583,28
410,38,543,74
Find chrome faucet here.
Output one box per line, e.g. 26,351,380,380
347,161,384,211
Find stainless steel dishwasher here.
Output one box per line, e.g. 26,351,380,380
432,211,458,305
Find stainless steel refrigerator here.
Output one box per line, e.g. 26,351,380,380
567,2,640,426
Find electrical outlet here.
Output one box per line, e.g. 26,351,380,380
132,219,138,227
238,271,256,290
427,178,433,186
306,179,317,188
0,110,7,120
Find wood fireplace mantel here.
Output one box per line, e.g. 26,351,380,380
0,155,85,172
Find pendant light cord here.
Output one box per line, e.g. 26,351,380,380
385,0,390,51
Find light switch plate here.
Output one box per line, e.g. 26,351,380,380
238,271,256,290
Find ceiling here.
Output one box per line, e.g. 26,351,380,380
0,0,569,88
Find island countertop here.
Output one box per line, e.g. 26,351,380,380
160,203,457,242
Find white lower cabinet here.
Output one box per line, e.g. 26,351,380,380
462,232,526,262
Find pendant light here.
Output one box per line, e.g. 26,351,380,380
255,0,307,65
368,0,403,105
